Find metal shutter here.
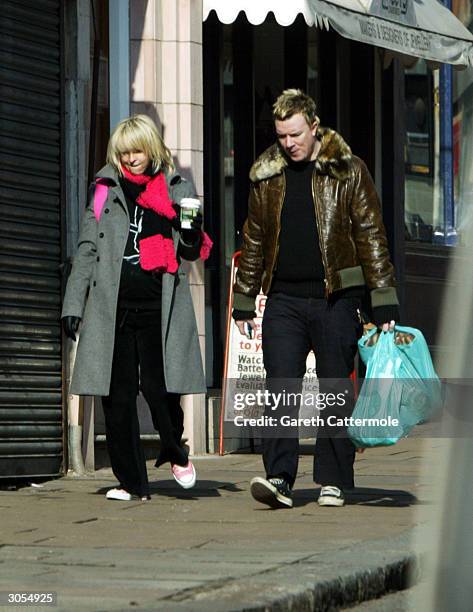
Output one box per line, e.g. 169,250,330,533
0,0,64,478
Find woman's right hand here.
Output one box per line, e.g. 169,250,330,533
62,316,81,341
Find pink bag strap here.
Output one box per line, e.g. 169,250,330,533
93,178,109,221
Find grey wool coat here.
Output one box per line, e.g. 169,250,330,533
61,164,206,397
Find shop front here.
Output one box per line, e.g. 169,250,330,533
202,0,473,386
2,1,472,478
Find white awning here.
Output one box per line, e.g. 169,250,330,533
203,0,315,26
204,0,473,66
307,0,473,66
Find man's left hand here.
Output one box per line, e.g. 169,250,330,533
379,320,414,345
381,319,395,333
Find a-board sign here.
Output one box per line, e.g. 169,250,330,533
220,252,317,454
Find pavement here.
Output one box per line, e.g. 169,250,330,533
0,433,440,611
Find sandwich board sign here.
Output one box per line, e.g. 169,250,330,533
220,252,317,454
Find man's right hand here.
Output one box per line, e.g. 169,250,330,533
62,316,81,341
235,319,257,339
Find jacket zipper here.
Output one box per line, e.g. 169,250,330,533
312,172,330,298
269,175,286,284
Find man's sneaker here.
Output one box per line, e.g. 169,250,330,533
105,488,150,501
318,485,345,507
171,461,196,489
250,476,293,508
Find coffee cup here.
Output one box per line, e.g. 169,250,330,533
180,197,201,229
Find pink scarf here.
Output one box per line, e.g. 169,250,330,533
121,166,213,273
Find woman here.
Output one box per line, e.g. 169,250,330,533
61,115,212,501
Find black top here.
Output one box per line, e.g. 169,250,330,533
271,160,326,298
118,175,163,310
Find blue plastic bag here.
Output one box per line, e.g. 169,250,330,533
347,325,441,447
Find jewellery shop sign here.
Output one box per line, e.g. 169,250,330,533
308,0,473,66
222,256,317,427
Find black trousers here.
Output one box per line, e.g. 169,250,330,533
261,293,361,490
102,309,188,498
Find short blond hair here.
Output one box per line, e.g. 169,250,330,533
273,89,319,126
106,114,174,175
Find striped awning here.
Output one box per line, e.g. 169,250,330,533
204,0,473,66
203,0,315,26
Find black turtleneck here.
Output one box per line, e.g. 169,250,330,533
271,160,326,298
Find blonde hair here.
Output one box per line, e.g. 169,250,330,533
273,89,319,127
106,114,174,175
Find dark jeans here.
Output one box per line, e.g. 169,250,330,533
102,309,188,498
261,293,362,490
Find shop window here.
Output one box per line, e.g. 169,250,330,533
254,16,285,156
221,13,318,263
406,1,473,247
453,68,473,240
404,61,439,243
203,13,320,384
307,27,321,112
453,2,473,243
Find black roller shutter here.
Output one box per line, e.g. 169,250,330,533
0,0,64,478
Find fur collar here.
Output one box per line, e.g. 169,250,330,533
249,127,354,183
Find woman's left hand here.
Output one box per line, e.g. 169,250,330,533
189,211,203,232
172,206,203,236
181,212,203,245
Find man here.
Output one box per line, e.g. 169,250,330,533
233,89,399,509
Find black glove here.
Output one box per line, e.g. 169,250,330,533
181,211,203,245
62,316,81,341
232,309,256,321
190,211,203,232
171,204,182,231
372,305,400,328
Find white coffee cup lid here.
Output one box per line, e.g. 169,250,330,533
180,197,200,209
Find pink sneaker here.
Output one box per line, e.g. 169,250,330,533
171,461,196,489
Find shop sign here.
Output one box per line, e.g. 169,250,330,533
308,0,473,66
357,15,431,54
372,0,416,25
382,0,408,15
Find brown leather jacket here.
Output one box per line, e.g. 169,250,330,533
233,127,398,313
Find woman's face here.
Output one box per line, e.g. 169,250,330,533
120,149,150,175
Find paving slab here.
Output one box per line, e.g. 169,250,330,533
0,437,439,611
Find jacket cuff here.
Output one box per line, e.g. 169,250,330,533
370,286,399,309
371,305,400,326
61,305,84,320
233,292,257,311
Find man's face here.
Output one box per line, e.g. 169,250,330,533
275,113,318,162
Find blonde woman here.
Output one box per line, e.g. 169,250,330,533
62,115,212,501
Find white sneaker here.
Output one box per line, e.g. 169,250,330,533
105,488,150,501
106,488,132,501
318,486,345,507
